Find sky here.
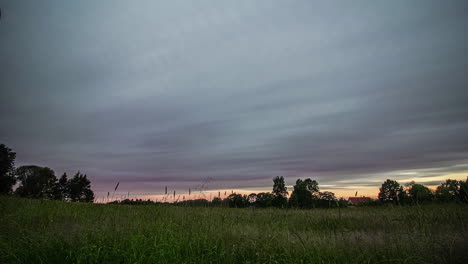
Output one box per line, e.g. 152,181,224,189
1,1,468,200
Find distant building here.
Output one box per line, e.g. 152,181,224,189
348,197,371,205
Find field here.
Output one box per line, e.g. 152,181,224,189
1,197,467,264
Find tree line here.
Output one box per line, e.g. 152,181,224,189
377,178,468,205
2,143,467,207
111,175,468,208
0,144,94,202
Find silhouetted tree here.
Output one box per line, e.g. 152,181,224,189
272,176,288,196
211,197,223,206
435,179,461,202
317,191,333,207
460,177,468,203
318,191,336,201
0,144,16,194
406,181,433,204
316,191,337,208
68,172,94,202
51,173,70,200
272,176,288,208
337,198,349,208
378,179,405,204
255,192,275,207
15,165,57,198
226,193,247,208
289,178,319,208
247,193,257,205
272,195,288,208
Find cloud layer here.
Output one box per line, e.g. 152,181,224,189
1,1,468,197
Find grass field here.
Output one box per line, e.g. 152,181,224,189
1,197,467,264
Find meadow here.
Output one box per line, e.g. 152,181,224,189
1,196,467,264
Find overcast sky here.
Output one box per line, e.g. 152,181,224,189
1,1,467,199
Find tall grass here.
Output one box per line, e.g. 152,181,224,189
0,196,467,263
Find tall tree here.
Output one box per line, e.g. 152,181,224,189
0,144,16,194
52,173,70,200
15,165,57,198
272,176,288,196
289,178,319,208
272,176,288,208
378,179,404,204
68,172,94,202
459,177,468,203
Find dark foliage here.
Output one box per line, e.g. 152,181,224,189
0,144,96,202
435,179,468,203
244,192,276,208
272,176,288,208
315,191,338,208
226,193,248,208
378,179,405,205
460,178,468,203
15,165,57,198
56,173,70,200
289,178,319,208
68,172,95,202
406,181,433,204
109,199,155,205
15,166,95,202
0,144,16,194
177,198,212,207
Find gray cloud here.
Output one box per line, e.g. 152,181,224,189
1,1,468,197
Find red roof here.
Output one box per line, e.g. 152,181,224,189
348,197,371,204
